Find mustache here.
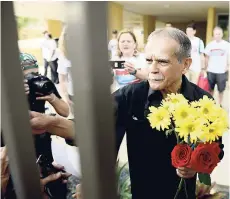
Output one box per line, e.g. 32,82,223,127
148,74,164,80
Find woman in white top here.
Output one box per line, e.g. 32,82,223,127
57,27,74,117
111,29,148,91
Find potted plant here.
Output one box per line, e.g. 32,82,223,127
196,181,226,199
116,160,132,199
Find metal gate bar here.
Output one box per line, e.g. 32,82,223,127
1,2,42,199
65,2,117,199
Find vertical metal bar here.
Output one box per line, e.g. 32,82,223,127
1,2,42,199
65,2,117,199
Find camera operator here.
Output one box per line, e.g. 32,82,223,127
20,53,69,160
20,53,70,198
21,53,69,117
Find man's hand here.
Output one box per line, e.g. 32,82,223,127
30,111,54,134
24,80,30,95
40,171,71,199
176,167,196,179
36,93,56,103
124,62,136,74
72,184,83,199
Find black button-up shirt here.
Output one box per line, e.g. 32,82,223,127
114,75,224,199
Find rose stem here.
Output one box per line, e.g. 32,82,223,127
183,179,188,198
174,178,183,199
173,130,189,199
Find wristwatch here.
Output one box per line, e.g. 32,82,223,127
130,69,137,75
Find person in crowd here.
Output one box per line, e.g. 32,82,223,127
30,28,224,199
108,30,118,59
20,52,69,168
204,26,229,105
40,31,59,84
186,23,205,84
0,146,71,199
1,53,70,198
21,53,69,117
111,29,148,91
57,26,74,117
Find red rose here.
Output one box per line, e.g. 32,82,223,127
190,143,220,174
171,144,192,168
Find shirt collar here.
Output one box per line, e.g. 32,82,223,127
148,75,195,101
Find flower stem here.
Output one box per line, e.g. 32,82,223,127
173,130,188,199
183,179,188,199
174,178,183,199
174,130,180,144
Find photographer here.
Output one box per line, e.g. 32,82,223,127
20,53,70,198
21,53,69,117
20,53,69,160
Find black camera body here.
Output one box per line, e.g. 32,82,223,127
25,72,56,98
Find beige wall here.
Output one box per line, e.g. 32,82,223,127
143,15,156,43
172,21,207,44
206,7,216,44
108,2,123,40
46,19,63,38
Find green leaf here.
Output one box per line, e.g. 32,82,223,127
165,129,174,137
198,173,211,186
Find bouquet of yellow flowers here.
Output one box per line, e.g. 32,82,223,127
147,94,229,199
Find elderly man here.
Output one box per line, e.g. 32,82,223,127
31,28,224,199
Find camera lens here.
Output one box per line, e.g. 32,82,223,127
39,81,54,95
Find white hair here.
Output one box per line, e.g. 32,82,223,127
147,27,192,63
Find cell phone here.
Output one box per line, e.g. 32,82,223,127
109,61,125,69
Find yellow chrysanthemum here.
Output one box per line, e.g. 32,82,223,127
211,106,229,129
165,93,188,104
173,103,198,126
161,99,174,113
175,120,202,143
163,93,188,112
200,122,223,143
195,96,217,120
198,95,216,106
190,101,200,108
219,110,229,130
147,106,171,131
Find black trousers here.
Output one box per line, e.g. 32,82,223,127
44,58,59,84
